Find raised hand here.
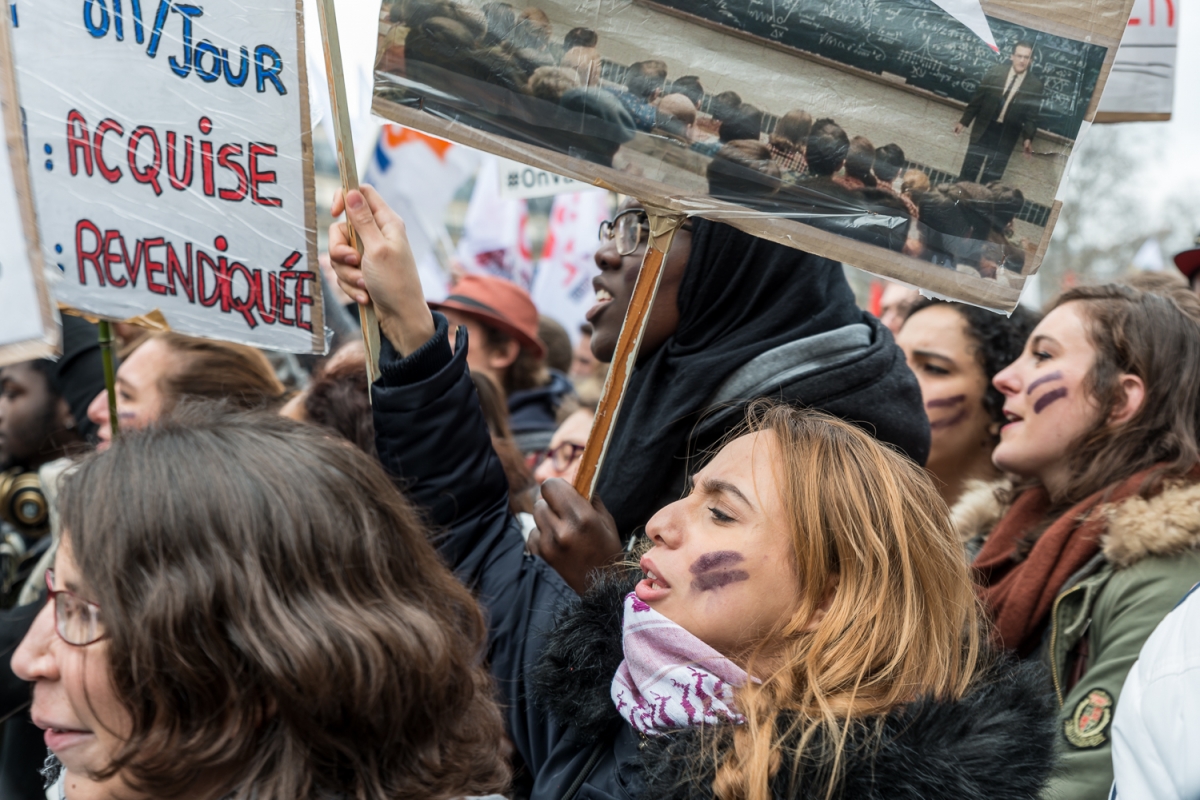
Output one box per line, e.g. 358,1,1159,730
328,186,435,356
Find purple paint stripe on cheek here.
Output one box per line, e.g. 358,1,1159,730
1033,387,1068,414
930,408,968,431
690,550,744,575
1026,370,1064,395
926,394,966,409
691,570,750,592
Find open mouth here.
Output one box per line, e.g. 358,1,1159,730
643,567,669,591
636,556,672,602
586,285,616,323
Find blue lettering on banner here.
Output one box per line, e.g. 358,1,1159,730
78,0,288,95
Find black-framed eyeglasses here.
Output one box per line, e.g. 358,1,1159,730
44,569,105,647
598,209,693,256
544,441,587,473
598,208,651,256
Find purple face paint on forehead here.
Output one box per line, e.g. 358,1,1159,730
1033,387,1068,414
1026,371,1064,395
929,408,968,431
690,551,744,575
926,394,966,409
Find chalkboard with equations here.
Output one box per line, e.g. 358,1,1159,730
642,0,1107,140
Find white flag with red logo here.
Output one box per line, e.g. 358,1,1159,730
456,156,535,291
363,125,480,301
530,191,612,345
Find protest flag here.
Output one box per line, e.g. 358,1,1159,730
456,156,534,291
363,125,480,301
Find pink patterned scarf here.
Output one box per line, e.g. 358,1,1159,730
610,592,748,735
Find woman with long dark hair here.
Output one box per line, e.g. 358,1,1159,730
330,186,1056,800
12,409,509,800
969,284,1200,800
896,298,1039,508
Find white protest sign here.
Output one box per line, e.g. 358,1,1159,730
0,13,57,367
498,158,605,201
10,0,323,352
1097,0,1179,121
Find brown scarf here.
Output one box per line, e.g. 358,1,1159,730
972,468,1162,656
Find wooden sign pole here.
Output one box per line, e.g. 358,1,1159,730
97,320,119,437
573,207,685,499
314,0,381,383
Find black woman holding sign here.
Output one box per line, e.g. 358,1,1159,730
533,201,930,592
329,185,1054,800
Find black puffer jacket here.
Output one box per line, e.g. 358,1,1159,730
372,316,1057,800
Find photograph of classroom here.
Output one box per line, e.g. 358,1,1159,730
374,0,1108,286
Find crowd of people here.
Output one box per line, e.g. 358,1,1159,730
377,0,1035,280
1,183,1199,799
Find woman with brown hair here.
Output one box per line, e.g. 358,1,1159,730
12,409,509,800
85,332,285,450
965,284,1200,800
331,186,1055,800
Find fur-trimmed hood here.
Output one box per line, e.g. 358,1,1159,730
951,477,1200,569
530,568,1057,800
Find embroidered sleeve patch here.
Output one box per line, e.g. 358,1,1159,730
1065,688,1114,749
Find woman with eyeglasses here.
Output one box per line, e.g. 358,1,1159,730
529,200,929,590
11,410,510,800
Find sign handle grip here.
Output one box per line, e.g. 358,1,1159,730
573,207,685,500
314,0,381,384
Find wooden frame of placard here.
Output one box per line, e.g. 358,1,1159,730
296,0,326,355
316,0,382,382
573,208,685,500
0,9,57,366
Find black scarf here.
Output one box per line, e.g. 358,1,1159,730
595,220,862,537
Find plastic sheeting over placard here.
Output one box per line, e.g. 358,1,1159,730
0,11,57,367
10,0,324,353
370,0,1134,311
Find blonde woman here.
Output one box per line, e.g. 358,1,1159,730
330,186,1056,800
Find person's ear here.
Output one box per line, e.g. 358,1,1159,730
54,396,78,433
1108,373,1146,426
487,340,521,372
801,578,839,633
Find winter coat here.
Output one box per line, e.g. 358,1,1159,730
954,479,1200,800
508,371,575,456
372,316,1057,800
1111,581,1200,799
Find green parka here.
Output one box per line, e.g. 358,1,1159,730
953,479,1200,800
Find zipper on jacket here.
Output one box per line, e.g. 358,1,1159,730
1049,584,1085,707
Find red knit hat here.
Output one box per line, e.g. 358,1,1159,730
429,275,547,359
1175,234,1200,283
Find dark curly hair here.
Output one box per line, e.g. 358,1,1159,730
906,299,1041,435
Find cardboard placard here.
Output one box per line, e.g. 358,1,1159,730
371,0,1134,311
1096,0,1178,122
10,0,323,352
0,9,57,367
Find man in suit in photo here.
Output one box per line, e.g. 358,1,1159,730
954,41,1044,183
